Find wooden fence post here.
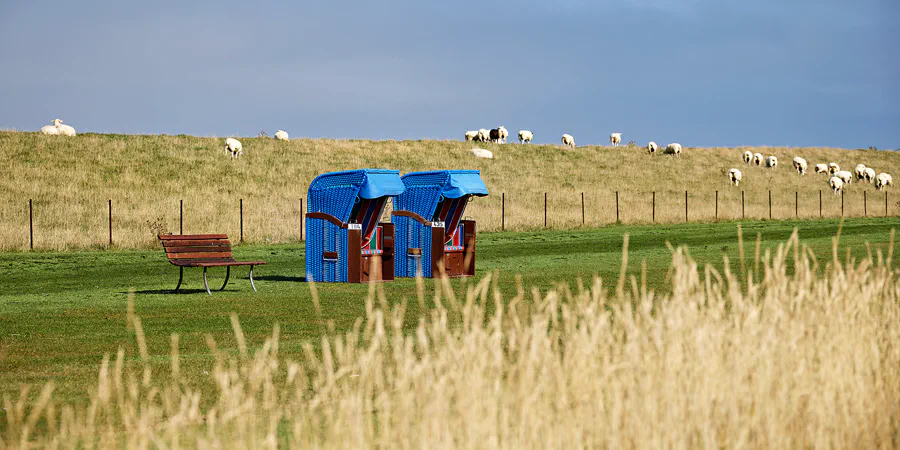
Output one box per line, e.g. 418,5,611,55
240,198,244,243
819,190,822,218
741,191,745,219
300,198,304,241
652,191,655,223
29,199,33,250
715,191,718,220
685,190,688,222
180,199,183,235
795,191,798,218
501,193,505,231
841,190,844,217
886,192,889,217
768,190,772,219
108,199,112,246
864,191,867,217
581,192,585,225
544,192,547,227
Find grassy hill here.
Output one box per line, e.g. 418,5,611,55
1,131,899,250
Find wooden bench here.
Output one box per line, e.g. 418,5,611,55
158,234,266,295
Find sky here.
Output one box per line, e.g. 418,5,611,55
1,0,898,148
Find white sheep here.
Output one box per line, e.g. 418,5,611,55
815,163,829,174
518,130,533,144
561,134,575,148
828,162,840,174
472,148,493,159
224,137,243,158
830,176,844,195
728,168,742,186
465,130,478,142
610,132,622,147
498,126,509,144
743,151,752,164
792,157,807,175
854,164,867,181
40,120,60,135
665,143,682,156
753,153,764,166
476,129,490,143
648,141,658,154
835,170,853,184
766,155,778,168
274,130,289,141
864,167,876,183
875,173,893,191
53,119,76,136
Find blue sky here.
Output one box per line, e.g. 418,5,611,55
1,0,897,148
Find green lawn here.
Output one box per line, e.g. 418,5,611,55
1,217,897,405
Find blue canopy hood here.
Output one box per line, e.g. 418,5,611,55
440,170,489,198
358,169,406,199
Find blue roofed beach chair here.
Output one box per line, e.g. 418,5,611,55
305,169,405,283
392,170,489,278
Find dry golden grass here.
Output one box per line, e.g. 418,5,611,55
2,131,899,250
2,231,898,448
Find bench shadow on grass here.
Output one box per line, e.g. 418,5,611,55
126,275,307,295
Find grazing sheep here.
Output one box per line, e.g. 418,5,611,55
875,173,893,190
498,126,509,144
465,130,478,142
665,143,682,156
518,130,533,144
728,168,742,186
489,128,502,143
561,134,575,148
835,170,853,184
766,155,778,168
815,163,829,174
40,121,60,135
828,163,840,174
792,157,808,175
610,133,622,147
274,130,289,141
743,151,752,164
53,119,76,136
472,148,493,159
864,167,876,183
830,176,844,194
854,164,867,181
224,137,243,158
753,153,764,166
648,141,658,154
476,129,490,143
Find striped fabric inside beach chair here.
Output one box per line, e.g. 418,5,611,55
433,197,467,251
350,197,387,255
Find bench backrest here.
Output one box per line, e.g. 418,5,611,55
159,234,234,263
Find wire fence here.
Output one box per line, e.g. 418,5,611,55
10,189,897,251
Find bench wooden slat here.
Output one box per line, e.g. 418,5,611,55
159,234,228,240
167,252,234,259
164,245,232,253
162,240,231,247
172,260,265,267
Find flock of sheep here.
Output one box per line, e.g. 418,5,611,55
465,128,683,159
34,119,895,192
727,152,893,194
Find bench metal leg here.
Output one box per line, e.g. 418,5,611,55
220,266,230,291
174,267,184,292
249,265,258,292
203,267,212,295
